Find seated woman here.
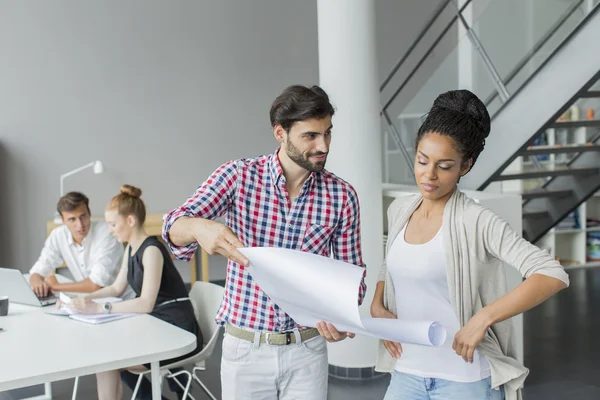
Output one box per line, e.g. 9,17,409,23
371,90,569,400
67,184,203,400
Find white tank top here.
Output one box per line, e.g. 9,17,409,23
387,222,491,382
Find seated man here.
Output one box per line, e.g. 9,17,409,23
29,191,124,297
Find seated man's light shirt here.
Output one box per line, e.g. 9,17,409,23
387,222,491,383
30,221,124,288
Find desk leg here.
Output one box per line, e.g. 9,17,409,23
190,253,197,285
44,382,52,400
201,249,210,282
150,361,161,400
44,382,52,399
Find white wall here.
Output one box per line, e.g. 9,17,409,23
377,0,456,116
380,0,591,185
376,0,460,185
375,0,447,81
471,0,583,108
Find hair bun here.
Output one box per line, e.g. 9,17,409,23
432,90,491,139
120,184,142,199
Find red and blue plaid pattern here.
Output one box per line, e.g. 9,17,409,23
163,150,366,332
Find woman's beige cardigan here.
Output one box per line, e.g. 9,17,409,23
376,190,569,400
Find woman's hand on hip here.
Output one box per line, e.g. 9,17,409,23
452,313,490,363
373,308,403,360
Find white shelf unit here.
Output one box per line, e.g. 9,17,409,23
531,124,600,269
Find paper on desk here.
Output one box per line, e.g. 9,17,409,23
47,294,124,316
68,313,137,325
239,247,446,347
59,292,72,304
59,292,122,305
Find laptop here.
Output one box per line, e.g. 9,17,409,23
0,268,57,306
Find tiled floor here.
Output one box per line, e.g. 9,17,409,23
3,268,599,399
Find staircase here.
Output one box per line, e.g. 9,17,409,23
380,0,600,243
484,78,600,242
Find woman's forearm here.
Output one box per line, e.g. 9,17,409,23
370,281,386,317
53,279,101,293
109,297,155,314
476,274,567,328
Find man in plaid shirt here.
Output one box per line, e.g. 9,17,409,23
163,85,366,400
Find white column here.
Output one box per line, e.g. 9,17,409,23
317,0,383,368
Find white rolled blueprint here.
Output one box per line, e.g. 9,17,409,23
239,247,446,347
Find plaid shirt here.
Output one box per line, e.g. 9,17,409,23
163,150,366,332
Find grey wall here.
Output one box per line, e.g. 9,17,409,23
0,0,319,280
0,0,438,281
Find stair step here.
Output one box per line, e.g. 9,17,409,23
521,189,573,200
494,167,599,181
523,210,550,219
522,144,600,156
579,90,600,98
548,120,600,129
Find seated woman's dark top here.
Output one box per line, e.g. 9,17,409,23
127,236,203,365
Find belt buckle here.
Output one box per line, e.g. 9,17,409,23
264,331,277,345
265,331,293,345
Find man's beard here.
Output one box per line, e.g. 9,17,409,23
286,139,327,172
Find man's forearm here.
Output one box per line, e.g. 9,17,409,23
30,267,52,280
52,278,102,293
169,217,202,247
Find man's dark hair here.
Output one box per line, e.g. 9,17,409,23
269,85,335,132
57,192,90,216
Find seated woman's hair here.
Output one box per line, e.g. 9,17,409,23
416,90,491,171
107,184,146,224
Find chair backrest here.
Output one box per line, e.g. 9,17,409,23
189,281,224,347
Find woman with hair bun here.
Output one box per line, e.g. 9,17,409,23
67,184,203,400
371,90,569,400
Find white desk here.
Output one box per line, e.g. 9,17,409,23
0,303,197,399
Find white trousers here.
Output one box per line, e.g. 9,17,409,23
220,331,328,400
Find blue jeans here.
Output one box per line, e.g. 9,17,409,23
384,371,505,400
